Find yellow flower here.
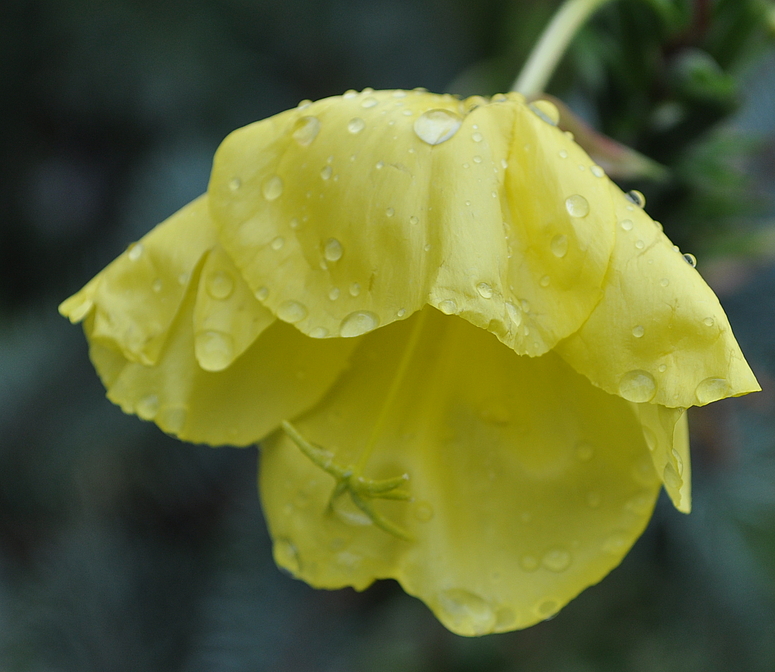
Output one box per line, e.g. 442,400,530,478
60,89,759,635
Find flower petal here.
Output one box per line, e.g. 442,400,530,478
86,273,357,445
260,308,661,634
209,90,615,356
632,402,691,512
59,194,217,365
193,244,276,372
556,180,760,408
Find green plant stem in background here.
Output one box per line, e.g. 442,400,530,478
512,0,615,95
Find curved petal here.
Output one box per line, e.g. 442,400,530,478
209,91,615,355
60,194,217,365
555,180,760,408
85,268,357,447
632,403,691,512
193,244,276,372
260,308,660,635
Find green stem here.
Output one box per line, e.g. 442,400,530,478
512,0,615,96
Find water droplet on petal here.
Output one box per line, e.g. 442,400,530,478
206,271,234,300
195,331,235,371
476,282,493,299
397,308,406,317
643,427,658,452
360,96,378,108
632,325,645,338
409,215,419,225
660,278,670,287
542,548,571,572
683,253,697,268
152,278,162,293
277,301,308,324
619,370,657,402
663,462,682,491
558,149,568,158
591,165,605,177
626,190,646,208
271,237,284,250
320,165,332,180
228,178,241,192
565,194,590,218
439,299,458,315
473,155,483,164
437,590,496,636
340,311,380,337
471,131,483,142
413,109,463,145
349,282,361,297
127,243,143,261
529,100,560,125
385,207,395,217
695,377,729,404
262,175,284,201
602,533,629,554
292,116,321,146
550,234,568,257
537,599,560,619
703,317,715,327
136,394,159,420
310,327,329,339
620,219,633,231
626,492,654,516
635,239,645,250
658,364,667,373
328,287,340,300
506,301,522,327
539,275,551,287
255,286,269,301
347,117,365,134
324,238,343,262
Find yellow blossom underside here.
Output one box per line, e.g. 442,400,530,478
59,88,759,636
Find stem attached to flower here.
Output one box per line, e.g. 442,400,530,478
512,0,615,96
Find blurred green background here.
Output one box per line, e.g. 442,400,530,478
2,0,775,669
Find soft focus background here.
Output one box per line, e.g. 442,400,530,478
2,0,775,670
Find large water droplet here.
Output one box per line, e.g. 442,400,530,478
438,299,458,315
206,271,234,300
127,243,143,261
324,238,343,262
476,282,493,299
620,219,634,231
663,462,682,491
626,190,646,208
695,377,729,404
683,253,697,268
274,538,301,575
158,406,187,434
505,301,522,327
195,330,235,371
591,165,605,178
292,116,321,146
619,370,657,402
136,394,159,420
262,175,284,201
565,194,590,218
340,311,379,337
413,109,463,145
437,589,496,637
347,117,365,134
277,301,308,323
529,99,560,125
542,548,571,573
550,234,568,258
